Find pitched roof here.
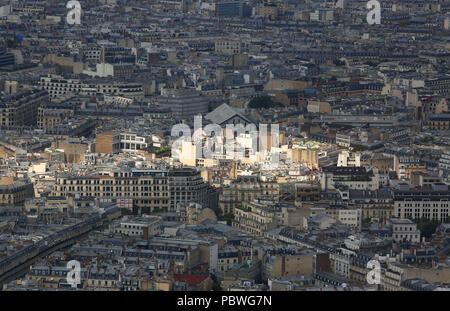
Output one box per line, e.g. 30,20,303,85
174,274,208,286
205,103,250,125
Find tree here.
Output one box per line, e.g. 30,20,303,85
221,213,235,226
353,145,368,152
413,218,441,239
210,273,221,291
333,59,346,66
365,61,378,67
362,218,372,224
120,208,133,216
213,208,234,225
213,207,223,218
154,146,171,155
421,136,434,144
152,207,165,214
6,39,19,48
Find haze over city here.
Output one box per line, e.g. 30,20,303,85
0,0,449,294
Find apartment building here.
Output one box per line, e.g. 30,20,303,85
219,176,280,214
288,149,319,169
39,75,94,97
338,208,361,228
330,248,354,279
393,184,450,222
37,108,74,130
0,177,34,206
157,90,209,121
335,133,352,148
24,196,72,221
82,46,102,62
394,155,427,180
12,2,44,13
320,166,379,191
337,150,361,167
179,202,217,225
52,170,169,213
0,41,14,68
95,131,148,154
439,150,450,183
369,156,394,174
0,89,48,128
296,184,320,203
217,247,252,273
168,168,218,212
214,39,246,55
144,237,218,273
39,75,143,99
86,268,120,290
52,168,216,213
232,200,280,237
425,77,450,96
428,114,450,131
388,219,420,243
114,216,161,238
26,265,89,289
215,1,248,18
255,3,279,20
349,254,372,286
263,249,315,279
382,262,410,291
410,172,441,188
348,189,393,223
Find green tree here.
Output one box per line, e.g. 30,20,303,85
152,207,165,214
213,208,235,225
210,273,221,291
222,213,235,226
7,39,19,48
421,136,434,144
413,218,441,239
362,218,372,225
248,96,282,109
120,208,133,216
365,61,378,67
353,145,368,152
333,59,346,66
213,207,223,218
